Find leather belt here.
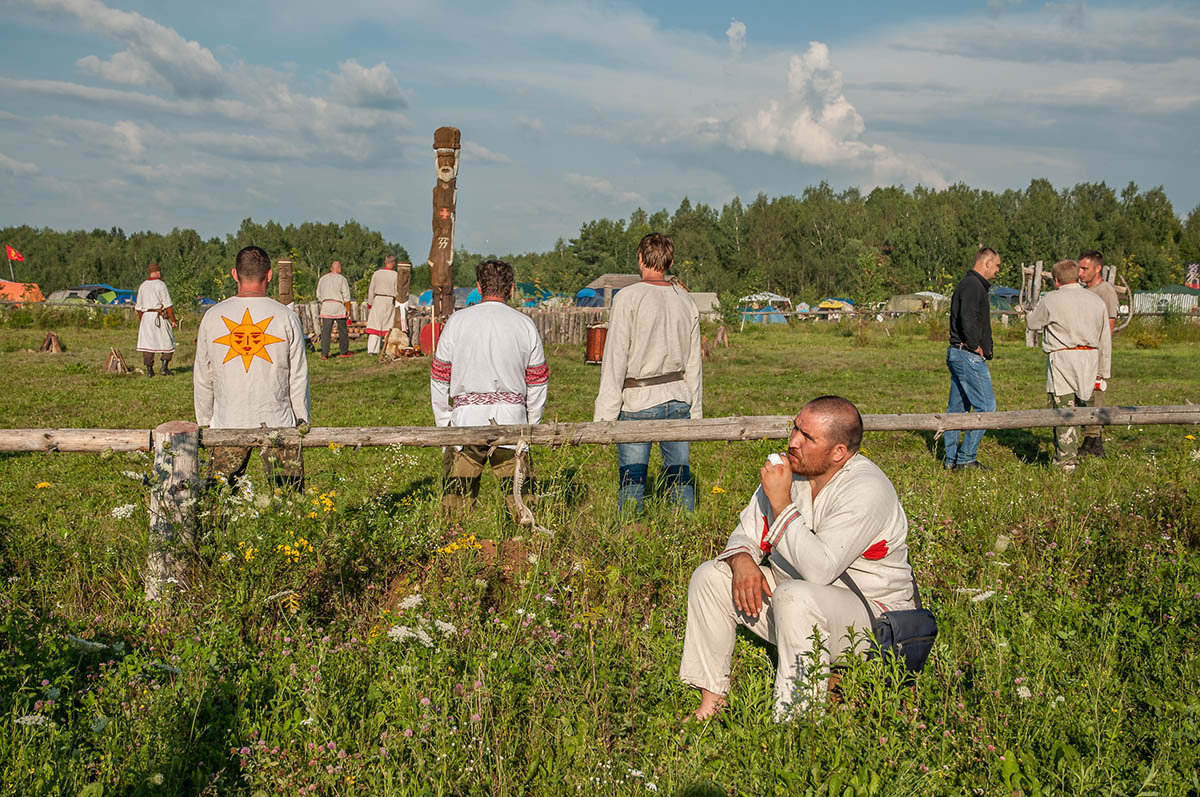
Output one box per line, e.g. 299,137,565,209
624,371,684,389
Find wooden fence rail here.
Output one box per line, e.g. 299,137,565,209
2,405,1196,454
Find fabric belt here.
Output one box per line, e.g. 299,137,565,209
623,371,684,389
1051,345,1096,352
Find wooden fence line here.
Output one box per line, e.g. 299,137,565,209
2,405,1196,454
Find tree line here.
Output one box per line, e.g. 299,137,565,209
5,179,1198,306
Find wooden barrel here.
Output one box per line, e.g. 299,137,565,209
585,323,608,364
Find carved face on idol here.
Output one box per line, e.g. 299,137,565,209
435,149,459,182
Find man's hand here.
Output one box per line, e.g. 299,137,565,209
975,346,984,357
760,459,793,517
727,552,772,617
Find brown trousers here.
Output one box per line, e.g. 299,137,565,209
442,445,533,520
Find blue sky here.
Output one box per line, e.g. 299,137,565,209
1,0,1197,256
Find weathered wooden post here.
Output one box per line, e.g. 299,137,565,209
277,259,294,307
145,421,200,601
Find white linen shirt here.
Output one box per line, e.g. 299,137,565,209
717,454,915,612
194,296,310,428
593,281,702,421
430,300,548,445
365,268,398,335
316,272,351,318
1025,283,1111,399
134,278,175,353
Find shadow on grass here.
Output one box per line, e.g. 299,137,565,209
916,427,1050,466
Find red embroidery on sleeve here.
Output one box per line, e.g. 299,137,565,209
525,362,549,385
861,539,889,560
759,516,772,553
430,357,451,383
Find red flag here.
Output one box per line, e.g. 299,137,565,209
5,245,23,262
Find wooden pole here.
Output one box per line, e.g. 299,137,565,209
199,405,1200,449
145,421,200,601
277,259,294,307
1,405,1198,454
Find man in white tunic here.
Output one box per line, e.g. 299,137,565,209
316,260,352,359
135,262,177,377
195,246,310,490
680,397,916,721
593,232,702,513
430,259,548,519
365,255,405,355
1024,259,1111,471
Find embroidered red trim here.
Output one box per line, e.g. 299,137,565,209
759,516,772,553
525,362,549,385
452,392,525,406
430,357,451,382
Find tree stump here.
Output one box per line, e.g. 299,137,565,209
715,325,730,348
39,332,64,353
145,421,200,601
103,347,131,374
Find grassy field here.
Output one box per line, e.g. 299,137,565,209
0,311,1198,795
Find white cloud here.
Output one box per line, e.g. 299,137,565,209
0,152,39,176
43,115,145,161
463,142,511,164
727,19,746,58
517,116,544,135
565,173,646,205
176,131,307,161
726,42,947,187
329,60,408,110
24,0,228,98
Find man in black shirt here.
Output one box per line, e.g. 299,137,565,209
944,247,1000,469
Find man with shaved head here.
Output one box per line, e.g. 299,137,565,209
680,396,918,721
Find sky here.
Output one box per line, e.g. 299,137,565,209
0,0,1197,257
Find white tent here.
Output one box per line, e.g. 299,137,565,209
739,291,792,306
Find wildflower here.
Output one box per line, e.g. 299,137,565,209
970,590,996,603
470,713,481,723
35,482,51,489
16,715,51,726
1186,434,1195,440
399,594,424,610
110,503,137,519
1016,686,1032,700
711,485,726,494
434,619,457,636
993,534,1011,554
420,697,431,706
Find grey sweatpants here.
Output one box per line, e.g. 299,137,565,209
679,559,871,719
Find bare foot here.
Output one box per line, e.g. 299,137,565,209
690,689,727,721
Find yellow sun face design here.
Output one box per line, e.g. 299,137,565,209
213,308,285,372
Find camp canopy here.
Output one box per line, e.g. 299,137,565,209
739,291,791,324
0,280,44,303
816,297,855,312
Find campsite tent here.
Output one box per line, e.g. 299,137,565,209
46,284,134,305
464,287,481,306
885,294,929,313
989,285,1020,311
817,297,855,312
575,288,603,307
418,289,433,306
0,280,44,303
739,291,791,324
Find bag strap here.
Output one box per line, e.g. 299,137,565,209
839,565,923,621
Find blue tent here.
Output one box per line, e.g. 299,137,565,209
418,289,433,305
465,287,481,306
575,287,603,308
989,285,1020,310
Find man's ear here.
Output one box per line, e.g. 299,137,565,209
832,443,850,465
266,268,273,284
231,268,239,284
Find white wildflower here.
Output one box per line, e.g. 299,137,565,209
16,714,51,726
300,717,315,726
1190,449,1200,462
387,625,415,642
970,590,996,603
1017,685,1032,700
121,470,146,483
527,553,539,565
399,594,424,611
413,627,434,648
110,503,137,519
993,534,1011,553
434,619,457,636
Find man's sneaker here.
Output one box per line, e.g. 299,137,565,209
321,355,329,360
1080,437,1105,458
953,461,989,471
338,352,354,358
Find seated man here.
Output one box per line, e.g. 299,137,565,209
679,396,916,720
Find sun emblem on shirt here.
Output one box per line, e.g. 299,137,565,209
213,308,284,372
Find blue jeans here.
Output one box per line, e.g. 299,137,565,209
616,400,694,513
944,346,996,466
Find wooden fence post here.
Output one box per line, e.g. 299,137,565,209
145,421,200,601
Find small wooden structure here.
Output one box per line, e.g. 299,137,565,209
39,331,63,353
103,347,130,374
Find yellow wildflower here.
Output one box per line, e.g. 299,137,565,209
35,482,51,489
711,485,726,494
1186,434,1196,441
